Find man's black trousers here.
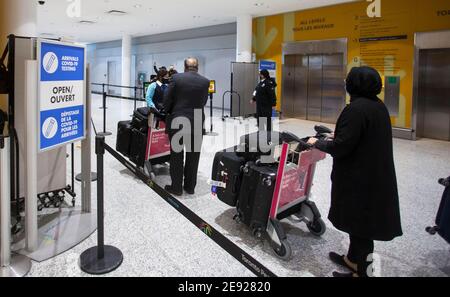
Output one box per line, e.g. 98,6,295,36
168,132,203,192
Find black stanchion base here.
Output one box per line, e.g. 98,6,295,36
205,131,219,137
75,172,98,182
79,246,123,275
97,132,113,137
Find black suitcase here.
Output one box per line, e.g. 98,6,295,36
116,121,133,157
131,108,149,131
237,162,278,232
238,131,283,161
211,149,246,207
436,182,450,244
129,128,147,167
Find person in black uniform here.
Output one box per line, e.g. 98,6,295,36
308,66,403,277
251,69,277,131
163,57,210,196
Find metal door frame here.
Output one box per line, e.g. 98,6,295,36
281,38,347,122
412,30,450,141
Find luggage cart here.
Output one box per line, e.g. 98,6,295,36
143,112,171,179
231,127,331,260
264,137,327,260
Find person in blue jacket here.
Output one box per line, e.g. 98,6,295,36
146,68,169,110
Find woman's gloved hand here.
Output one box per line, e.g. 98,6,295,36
307,137,319,146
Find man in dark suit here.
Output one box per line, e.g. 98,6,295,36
163,57,210,196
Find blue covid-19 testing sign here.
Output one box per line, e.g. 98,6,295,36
38,40,86,151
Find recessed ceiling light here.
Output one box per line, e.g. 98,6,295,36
106,10,127,16
254,2,264,6
134,4,142,9
79,20,96,25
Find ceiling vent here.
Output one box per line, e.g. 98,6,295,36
106,10,127,16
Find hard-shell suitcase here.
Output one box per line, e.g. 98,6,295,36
116,121,133,157
237,161,278,233
436,184,450,244
238,131,283,162
131,108,149,132
129,128,147,167
211,149,246,207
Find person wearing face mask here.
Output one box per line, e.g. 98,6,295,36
307,66,403,278
146,68,169,111
251,69,277,131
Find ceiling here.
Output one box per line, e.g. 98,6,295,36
37,0,357,44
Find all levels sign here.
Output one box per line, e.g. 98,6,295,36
38,40,86,151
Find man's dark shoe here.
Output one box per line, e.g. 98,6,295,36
165,185,183,196
184,187,195,195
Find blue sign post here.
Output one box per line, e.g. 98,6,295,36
38,40,86,151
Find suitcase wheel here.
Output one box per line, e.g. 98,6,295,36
426,226,438,235
307,218,326,237
274,239,292,261
252,228,263,239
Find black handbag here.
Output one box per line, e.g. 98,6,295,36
0,45,9,94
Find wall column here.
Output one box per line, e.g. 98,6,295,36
236,15,253,63
121,35,132,97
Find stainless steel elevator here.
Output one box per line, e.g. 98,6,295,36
417,48,450,141
282,53,345,124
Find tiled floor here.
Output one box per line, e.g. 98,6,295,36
26,94,450,277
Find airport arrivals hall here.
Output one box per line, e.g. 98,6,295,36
0,0,449,281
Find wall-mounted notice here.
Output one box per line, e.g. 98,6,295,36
38,40,86,151
259,60,277,81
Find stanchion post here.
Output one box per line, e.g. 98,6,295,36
96,136,105,259
206,93,218,136
102,92,107,133
133,86,137,111
79,135,123,275
97,92,112,137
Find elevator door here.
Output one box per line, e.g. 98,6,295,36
418,49,450,141
282,54,345,124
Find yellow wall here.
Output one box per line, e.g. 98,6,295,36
253,0,450,128
0,0,8,114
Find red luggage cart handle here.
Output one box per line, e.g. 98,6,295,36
269,142,290,220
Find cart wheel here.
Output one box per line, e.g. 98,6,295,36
252,228,263,239
307,218,326,237
274,240,292,261
44,202,50,208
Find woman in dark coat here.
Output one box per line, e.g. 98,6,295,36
308,66,403,277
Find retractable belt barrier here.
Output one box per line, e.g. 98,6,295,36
100,137,277,277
